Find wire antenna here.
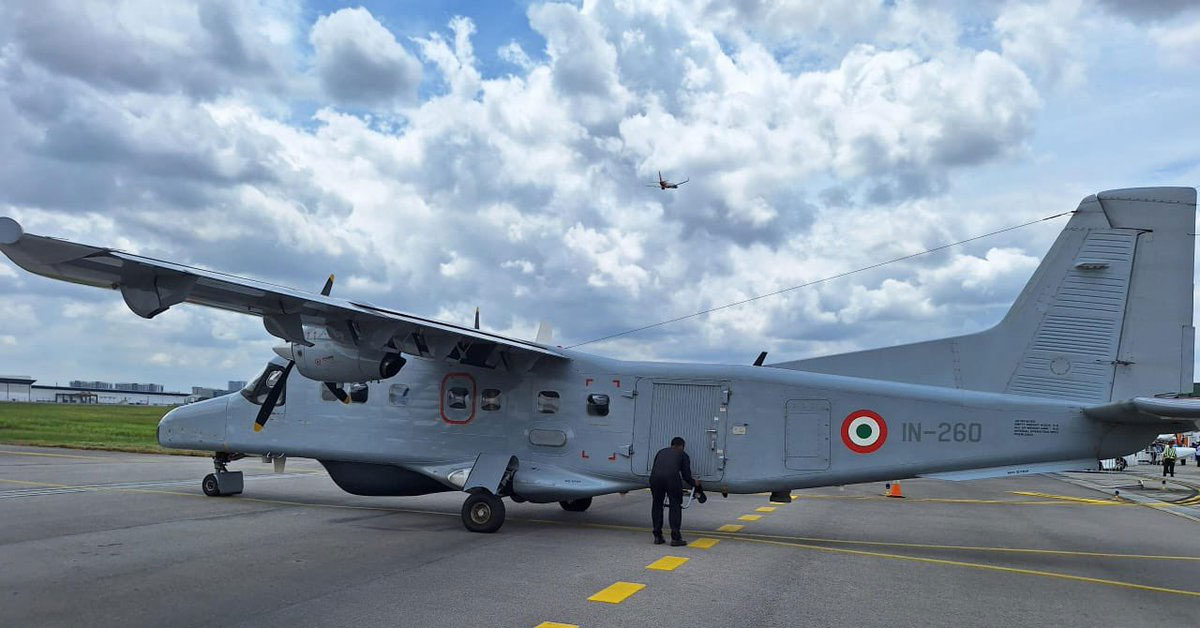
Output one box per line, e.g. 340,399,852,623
566,210,1075,349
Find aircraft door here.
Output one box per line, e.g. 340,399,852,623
632,379,727,481
784,399,830,471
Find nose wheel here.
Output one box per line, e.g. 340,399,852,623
461,492,505,533
202,453,244,496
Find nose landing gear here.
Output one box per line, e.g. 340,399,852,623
203,452,245,497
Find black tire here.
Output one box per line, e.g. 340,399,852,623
559,497,593,512
461,492,505,533
202,473,220,497
1116,457,1128,471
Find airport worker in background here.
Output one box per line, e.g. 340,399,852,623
650,436,700,547
1162,442,1178,478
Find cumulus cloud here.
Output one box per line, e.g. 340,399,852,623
1152,18,1200,67
995,0,1088,89
310,7,422,106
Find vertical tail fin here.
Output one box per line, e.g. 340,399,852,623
775,187,1196,402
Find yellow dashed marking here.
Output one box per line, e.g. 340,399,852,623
588,581,645,604
1010,491,1121,505
534,623,578,628
646,556,689,571
756,506,777,513
738,514,762,521
690,538,720,549
717,524,744,532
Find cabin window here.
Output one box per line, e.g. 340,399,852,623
440,373,476,424
537,390,560,414
586,393,610,417
389,384,410,406
447,386,470,409
481,388,502,411
241,363,288,406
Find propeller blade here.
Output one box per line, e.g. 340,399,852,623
321,274,335,296
253,361,294,432
324,382,350,404
753,351,768,366
474,306,480,330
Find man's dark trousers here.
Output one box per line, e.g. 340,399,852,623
650,477,683,541
1164,458,1176,477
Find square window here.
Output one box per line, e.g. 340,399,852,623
389,384,410,406
537,390,560,414
447,386,470,409
587,393,610,417
481,388,502,411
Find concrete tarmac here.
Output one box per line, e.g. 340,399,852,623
2,445,1198,628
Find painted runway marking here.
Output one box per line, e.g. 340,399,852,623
646,556,689,571
534,622,578,628
1011,491,1121,505
719,534,1200,599
755,506,776,513
0,473,316,499
737,514,762,521
587,581,645,604
0,449,115,460
716,524,744,532
690,538,720,549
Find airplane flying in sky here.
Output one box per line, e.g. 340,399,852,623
1,186,1198,533
647,171,688,189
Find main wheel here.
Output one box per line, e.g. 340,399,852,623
559,497,593,512
202,473,220,497
461,492,505,533
1115,457,1128,471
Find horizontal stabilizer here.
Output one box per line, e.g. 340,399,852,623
920,459,1096,481
1082,397,1200,425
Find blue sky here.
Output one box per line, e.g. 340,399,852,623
0,0,1198,392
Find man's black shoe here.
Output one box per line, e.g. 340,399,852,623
670,538,687,547
653,536,666,545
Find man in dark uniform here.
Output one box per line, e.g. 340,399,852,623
650,436,700,546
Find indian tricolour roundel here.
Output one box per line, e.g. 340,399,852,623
841,410,887,454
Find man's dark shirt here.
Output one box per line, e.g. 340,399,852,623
650,446,696,488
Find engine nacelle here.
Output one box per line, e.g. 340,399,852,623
288,339,405,383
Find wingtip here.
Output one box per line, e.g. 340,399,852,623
0,217,23,245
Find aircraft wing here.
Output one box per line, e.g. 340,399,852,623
1082,397,1200,426
0,217,564,370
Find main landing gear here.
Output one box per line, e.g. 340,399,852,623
558,497,592,512
461,492,505,533
202,453,245,497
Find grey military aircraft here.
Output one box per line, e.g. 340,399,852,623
2,186,1199,533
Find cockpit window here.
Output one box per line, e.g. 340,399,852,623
241,363,288,406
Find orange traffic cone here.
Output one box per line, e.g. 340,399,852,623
885,481,905,498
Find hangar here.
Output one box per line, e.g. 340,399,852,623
0,376,189,405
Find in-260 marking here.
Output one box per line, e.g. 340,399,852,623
900,422,982,443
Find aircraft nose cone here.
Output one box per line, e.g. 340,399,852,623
272,344,294,361
158,396,229,449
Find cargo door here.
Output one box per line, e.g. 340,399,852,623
632,379,727,481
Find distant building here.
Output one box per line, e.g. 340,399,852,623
114,383,164,393
1,376,35,402
228,380,247,393
30,384,188,406
70,380,113,390
191,386,230,401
